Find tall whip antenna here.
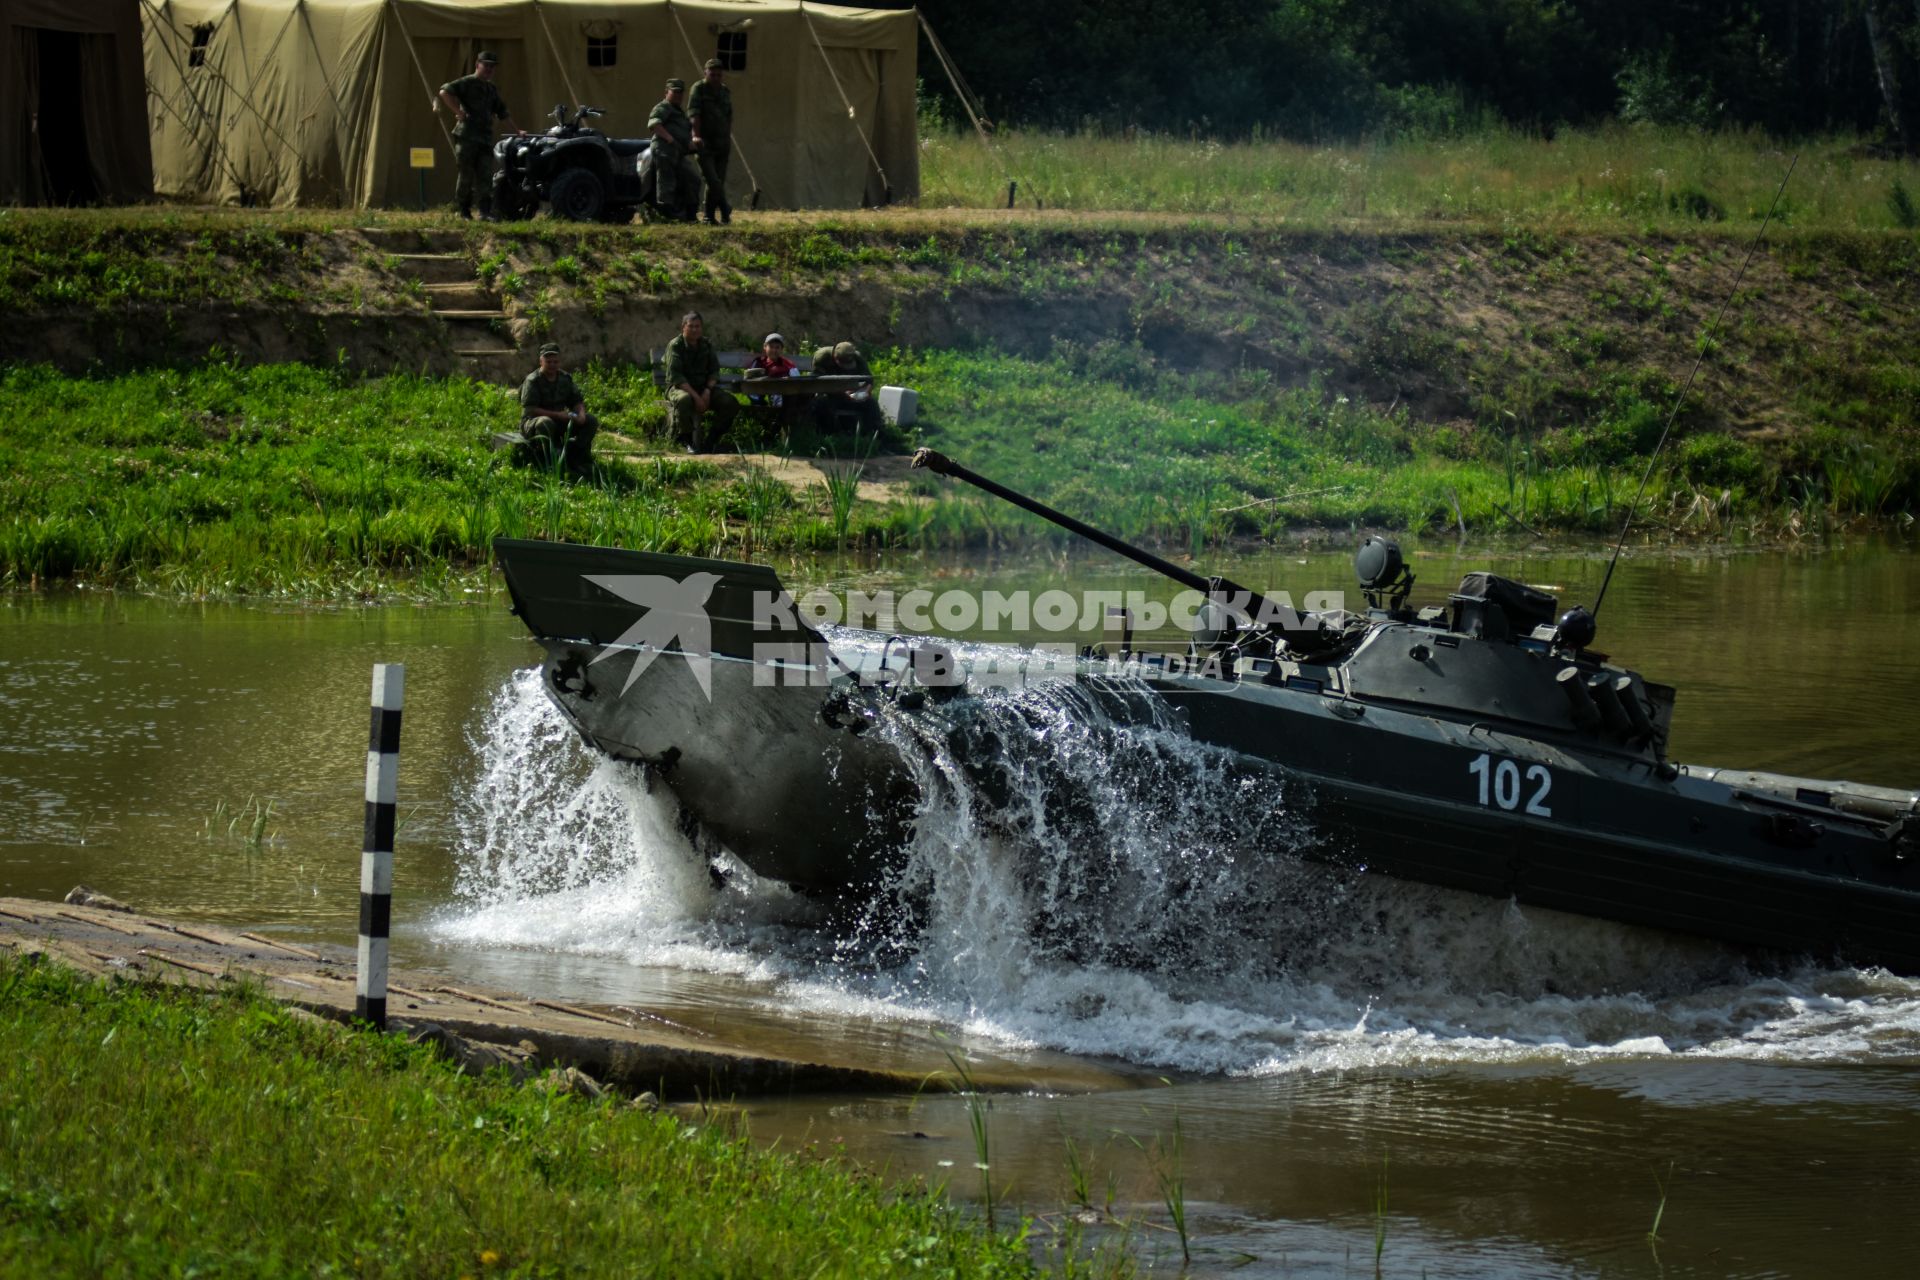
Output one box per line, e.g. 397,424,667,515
1591,155,1797,621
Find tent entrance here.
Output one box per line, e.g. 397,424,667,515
29,28,101,205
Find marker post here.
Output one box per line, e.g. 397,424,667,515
357,664,404,1030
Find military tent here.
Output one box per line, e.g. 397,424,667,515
140,0,917,209
3,0,156,204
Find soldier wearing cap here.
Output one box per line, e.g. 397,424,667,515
812,340,882,434
662,311,738,451
647,78,701,221
438,51,524,220
519,341,598,473
688,57,735,225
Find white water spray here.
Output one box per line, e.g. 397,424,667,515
444,665,1920,1072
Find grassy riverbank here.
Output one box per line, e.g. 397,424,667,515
0,953,1116,1278
3,129,1918,595
2,352,1914,596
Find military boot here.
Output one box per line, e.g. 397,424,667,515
720,202,733,225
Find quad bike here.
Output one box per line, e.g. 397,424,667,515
492,105,701,222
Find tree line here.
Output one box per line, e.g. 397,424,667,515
899,1,1920,149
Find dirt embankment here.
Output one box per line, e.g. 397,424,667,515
8,216,1918,441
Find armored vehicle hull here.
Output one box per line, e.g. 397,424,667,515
495,536,1920,974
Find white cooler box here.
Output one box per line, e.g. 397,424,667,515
878,385,919,427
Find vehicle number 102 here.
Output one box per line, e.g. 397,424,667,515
1467,753,1553,816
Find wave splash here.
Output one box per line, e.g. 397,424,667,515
445,666,1920,1073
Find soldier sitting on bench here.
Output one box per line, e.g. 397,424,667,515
519,341,599,474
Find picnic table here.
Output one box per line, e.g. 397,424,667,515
720,373,873,397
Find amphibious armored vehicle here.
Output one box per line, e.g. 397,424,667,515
494,450,1920,973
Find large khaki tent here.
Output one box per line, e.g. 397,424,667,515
3,0,155,204
141,0,917,209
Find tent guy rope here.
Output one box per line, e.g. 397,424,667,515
800,1,889,202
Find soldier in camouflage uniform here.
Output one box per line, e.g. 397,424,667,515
438,51,523,220
811,341,883,434
688,58,734,225
663,311,738,451
519,342,599,474
646,78,701,221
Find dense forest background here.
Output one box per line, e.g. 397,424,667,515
897,1,1920,150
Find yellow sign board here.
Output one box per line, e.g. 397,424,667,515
409,148,436,169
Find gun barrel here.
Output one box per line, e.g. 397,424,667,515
909,448,1301,634
910,448,1209,590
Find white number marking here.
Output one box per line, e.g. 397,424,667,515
1467,753,1554,818
1494,759,1521,809
1524,764,1553,816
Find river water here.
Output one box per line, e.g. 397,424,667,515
4,542,1918,1277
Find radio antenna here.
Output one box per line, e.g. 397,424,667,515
1591,155,1797,622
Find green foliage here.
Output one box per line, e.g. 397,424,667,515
1678,434,1764,491
1668,188,1725,222
5,332,1914,599
1615,47,1719,128
1892,178,1918,231
0,954,1078,1279
914,1,1909,141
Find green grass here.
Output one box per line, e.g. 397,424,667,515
0,212,415,315
2,347,1914,596
0,360,894,596
919,125,1920,229
881,348,1919,549
0,953,1118,1279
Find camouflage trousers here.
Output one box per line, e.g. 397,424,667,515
697,140,732,219
667,388,738,451
520,412,599,469
454,140,494,216
652,141,702,210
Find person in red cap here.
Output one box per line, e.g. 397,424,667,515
744,332,796,417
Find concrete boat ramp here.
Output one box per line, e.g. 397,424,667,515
0,894,1153,1101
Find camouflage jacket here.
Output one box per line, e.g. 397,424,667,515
647,99,693,150
520,370,582,414
442,74,507,143
687,81,732,141
662,336,719,391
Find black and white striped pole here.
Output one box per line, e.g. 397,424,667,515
357,663,403,1030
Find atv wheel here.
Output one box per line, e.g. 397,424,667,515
548,168,607,222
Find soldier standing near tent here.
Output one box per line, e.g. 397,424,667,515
688,57,734,225
647,78,700,222
438,51,523,220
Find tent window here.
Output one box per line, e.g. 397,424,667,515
188,24,214,68
716,32,747,72
586,36,617,69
